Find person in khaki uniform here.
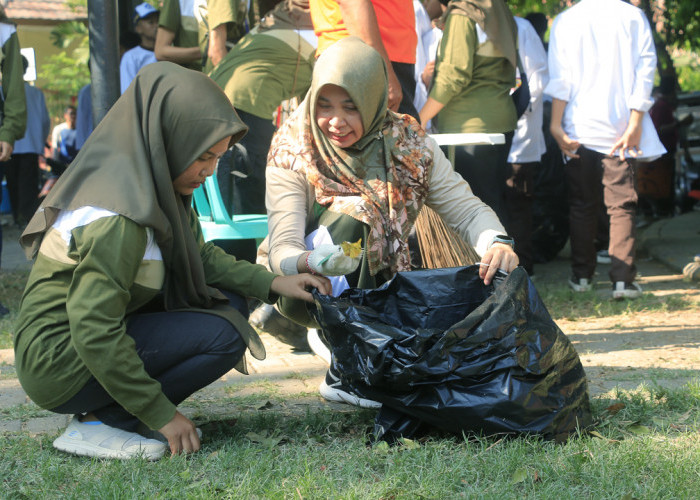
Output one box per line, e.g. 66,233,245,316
155,0,202,70
196,0,249,71
14,63,329,461
208,0,316,216
0,5,27,317
419,0,518,223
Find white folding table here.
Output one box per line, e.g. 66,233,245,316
429,133,505,165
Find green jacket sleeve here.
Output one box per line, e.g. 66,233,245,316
207,0,245,29
67,216,177,431
1,31,27,144
159,0,181,32
189,208,278,303
429,15,477,106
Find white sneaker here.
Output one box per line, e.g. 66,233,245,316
307,328,331,365
612,281,643,300
53,416,167,460
319,367,381,409
568,276,592,292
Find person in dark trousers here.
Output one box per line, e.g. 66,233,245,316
14,63,330,460
546,0,666,299
0,56,50,227
0,5,28,317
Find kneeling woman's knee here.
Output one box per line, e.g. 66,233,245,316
207,318,247,359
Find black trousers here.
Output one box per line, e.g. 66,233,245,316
391,61,418,121
451,131,514,225
504,161,537,275
0,153,40,225
51,291,249,432
217,109,276,216
565,146,638,284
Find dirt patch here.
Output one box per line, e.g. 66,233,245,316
536,254,700,397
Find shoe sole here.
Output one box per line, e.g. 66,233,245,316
53,435,166,461
568,282,592,292
319,380,381,409
612,291,642,300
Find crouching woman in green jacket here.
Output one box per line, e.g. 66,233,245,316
14,62,330,461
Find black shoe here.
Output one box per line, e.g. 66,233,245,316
319,365,381,409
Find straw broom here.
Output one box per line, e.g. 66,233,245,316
414,205,479,268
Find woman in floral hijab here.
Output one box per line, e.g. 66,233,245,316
265,36,517,325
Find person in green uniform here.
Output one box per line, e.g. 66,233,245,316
14,62,330,461
208,0,316,215
418,0,518,223
197,0,249,72
263,37,518,408
155,0,202,70
209,0,317,351
0,5,28,316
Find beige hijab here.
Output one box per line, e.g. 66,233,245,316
445,0,518,68
21,62,248,312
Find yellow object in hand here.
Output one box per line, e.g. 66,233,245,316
341,238,363,259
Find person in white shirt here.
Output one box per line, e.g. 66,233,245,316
545,0,665,299
120,3,160,94
504,15,548,276
412,0,444,115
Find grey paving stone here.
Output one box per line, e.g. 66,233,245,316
0,380,28,408
0,420,22,433
25,414,69,435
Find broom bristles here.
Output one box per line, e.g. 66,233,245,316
414,206,479,269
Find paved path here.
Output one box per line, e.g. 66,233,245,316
1,210,698,435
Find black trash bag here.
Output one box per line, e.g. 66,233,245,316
312,266,591,443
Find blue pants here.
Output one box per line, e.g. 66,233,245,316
51,291,248,432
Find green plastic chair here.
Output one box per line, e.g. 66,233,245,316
193,176,268,242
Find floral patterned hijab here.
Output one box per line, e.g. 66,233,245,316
268,37,433,275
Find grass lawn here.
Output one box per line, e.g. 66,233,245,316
0,270,28,349
2,260,699,497
1,383,699,498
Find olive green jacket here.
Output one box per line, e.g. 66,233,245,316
15,209,276,430
0,23,27,144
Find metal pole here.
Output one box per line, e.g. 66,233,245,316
87,0,120,127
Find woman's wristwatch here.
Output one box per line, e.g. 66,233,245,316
489,234,515,250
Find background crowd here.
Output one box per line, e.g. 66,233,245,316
0,0,687,311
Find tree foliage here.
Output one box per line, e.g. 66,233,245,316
38,13,89,108
657,0,700,51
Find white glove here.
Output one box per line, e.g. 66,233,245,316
306,244,361,276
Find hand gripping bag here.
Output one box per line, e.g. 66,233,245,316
312,266,592,442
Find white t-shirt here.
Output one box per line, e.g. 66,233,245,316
508,16,548,164
544,0,665,160
120,46,158,94
412,0,443,123
51,122,69,151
